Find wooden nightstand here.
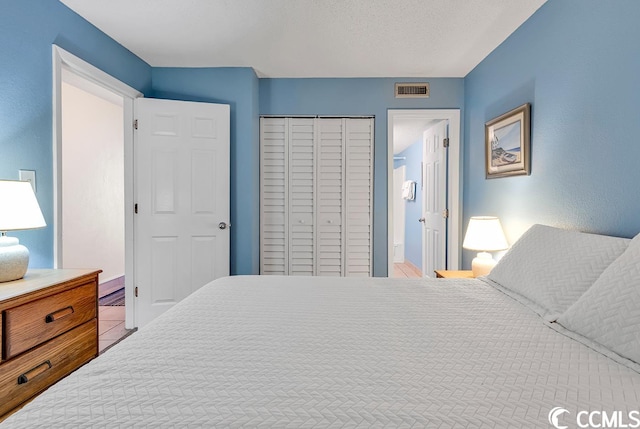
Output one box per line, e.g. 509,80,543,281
434,270,474,279
0,269,100,421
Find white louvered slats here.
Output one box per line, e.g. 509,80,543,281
288,119,315,276
345,118,374,277
260,117,373,277
316,119,344,276
260,118,288,275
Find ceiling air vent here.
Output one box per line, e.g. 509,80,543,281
395,83,430,98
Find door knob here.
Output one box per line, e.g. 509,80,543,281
218,222,229,230
418,217,425,223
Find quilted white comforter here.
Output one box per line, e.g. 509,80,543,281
4,276,640,428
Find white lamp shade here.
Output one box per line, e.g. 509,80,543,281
462,216,508,252
0,180,46,231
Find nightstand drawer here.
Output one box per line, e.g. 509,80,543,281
4,282,96,359
0,319,97,418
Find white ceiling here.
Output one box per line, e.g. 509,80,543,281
393,117,440,155
60,0,546,152
60,0,546,78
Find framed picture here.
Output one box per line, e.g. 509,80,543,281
485,103,531,179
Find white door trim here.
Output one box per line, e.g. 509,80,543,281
387,109,462,277
52,45,142,328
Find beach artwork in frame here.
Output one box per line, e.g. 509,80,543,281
485,103,531,178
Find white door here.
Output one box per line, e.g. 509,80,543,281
135,98,230,327
344,118,374,277
260,117,288,275
288,118,316,276
316,118,344,277
421,120,448,277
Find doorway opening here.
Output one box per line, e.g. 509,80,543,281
60,71,130,352
52,46,141,338
387,109,461,278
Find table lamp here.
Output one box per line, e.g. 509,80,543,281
462,216,508,277
0,180,46,282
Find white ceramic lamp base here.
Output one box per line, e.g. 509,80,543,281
471,251,496,277
0,235,29,282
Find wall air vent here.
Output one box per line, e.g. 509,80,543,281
395,83,430,98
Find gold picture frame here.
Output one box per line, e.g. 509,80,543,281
485,103,531,179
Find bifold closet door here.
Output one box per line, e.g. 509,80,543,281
344,118,374,277
288,119,315,275
316,119,344,276
260,116,373,277
260,118,288,275
260,117,316,276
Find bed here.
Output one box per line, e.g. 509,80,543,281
3,225,640,428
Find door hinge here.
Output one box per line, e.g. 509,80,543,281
134,203,138,214
134,119,138,130
135,286,139,297
442,209,449,218
443,138,450,148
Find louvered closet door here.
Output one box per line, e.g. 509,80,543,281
260,118,288,275
260,116,373,277
344,118,374,276
288,119,315,275
316,119,344,276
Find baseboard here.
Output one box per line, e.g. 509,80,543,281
99,328,137,355
99,276,125,299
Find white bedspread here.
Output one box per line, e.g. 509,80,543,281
4,276,640,428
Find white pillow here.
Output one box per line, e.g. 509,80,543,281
557,233,640,365
487,224,629,320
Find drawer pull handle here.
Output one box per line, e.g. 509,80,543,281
18,360,52,385
45,306,74,323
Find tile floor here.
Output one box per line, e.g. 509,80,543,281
98,305,132,353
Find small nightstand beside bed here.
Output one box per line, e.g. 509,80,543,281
3,225,640,428
434,269,474,279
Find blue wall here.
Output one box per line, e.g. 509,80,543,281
463,0,640,267
18,0,634,276
260,78,464,276
151,67,260,275
5,0,465,277
394,141,423,269
0,0,151,268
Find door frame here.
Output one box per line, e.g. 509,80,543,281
387,109,462,277
52,45,142,328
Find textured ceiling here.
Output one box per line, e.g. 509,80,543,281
393,117,440,154
60,0,546,78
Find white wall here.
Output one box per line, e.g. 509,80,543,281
61,80,124,282
392,166,406,263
